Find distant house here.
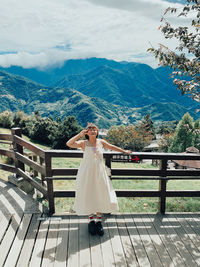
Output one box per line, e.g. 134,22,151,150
99,129,108,138
144,141,159,152
144,134,161,152
173,146,200,169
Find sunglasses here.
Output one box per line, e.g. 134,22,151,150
87,127,97,131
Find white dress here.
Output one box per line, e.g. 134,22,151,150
73,139,119,215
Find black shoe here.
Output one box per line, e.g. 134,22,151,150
88,220,96,235
95,221,104,236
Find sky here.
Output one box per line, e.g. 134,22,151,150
0,0,189,69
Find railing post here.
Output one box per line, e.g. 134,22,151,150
11,128,25,172
105,154,111,169
40,157,45,186
44,152,55,214
33,155,38,177
159,159,168,214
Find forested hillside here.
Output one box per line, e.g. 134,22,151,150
0,58,198,127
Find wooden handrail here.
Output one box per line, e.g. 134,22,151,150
15,152,46,176
45,176,200,181
0,148,15,159
51,167,200,177
1,128,200,215
46,149,200,160
0,128,47,200
0,163,16,173
0,141,13,145
13,135,45,158
52,189,200,198
17,168,48,197
0,134,13,141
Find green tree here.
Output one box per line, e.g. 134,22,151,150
158,124,173,135
22,117,36,136
56,116,62,124
51,116,82,149
159,133,174,152
148,0,200,100
157,122,176,135
34,110,42,120
30,117,58,145
193,119,200,150
142,113,156,138
169,112,195,152
135,113,155,144
106,124,151,151
13,110,27,128
0,110,13,128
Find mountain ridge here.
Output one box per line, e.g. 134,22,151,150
55,63,194,108
0,58,198,127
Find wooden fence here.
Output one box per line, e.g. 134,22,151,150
1,128,200,215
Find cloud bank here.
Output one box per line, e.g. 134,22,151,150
0,0,184,69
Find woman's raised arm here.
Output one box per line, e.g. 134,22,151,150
66,130,87,149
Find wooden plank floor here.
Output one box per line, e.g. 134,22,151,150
0,212,200,266
1,179,200,266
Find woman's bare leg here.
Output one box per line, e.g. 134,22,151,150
97,212,102,221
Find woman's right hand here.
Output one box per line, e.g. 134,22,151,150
79,129,88,137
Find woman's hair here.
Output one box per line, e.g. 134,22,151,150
85,123,99,139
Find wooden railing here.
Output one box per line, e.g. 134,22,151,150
1,128,200,215
0,128,47,197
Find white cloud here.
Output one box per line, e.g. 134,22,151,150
0,0,186,68
0,50,97,69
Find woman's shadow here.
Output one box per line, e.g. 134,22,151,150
36,214,119,265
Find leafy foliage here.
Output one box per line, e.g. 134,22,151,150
0,109,82,148
148,0,200,100
106,124,152,151
51,116,82,149
29,116,59,145
193,118,200,149
157,121,177,135
169,112,200,152
0,110,13,128
140,113,156,139
159,133,174,152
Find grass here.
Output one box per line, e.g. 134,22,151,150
1,127,200,213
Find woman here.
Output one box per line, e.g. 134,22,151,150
66,123,131,236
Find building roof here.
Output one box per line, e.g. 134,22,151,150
144,141,159,151
173,146,200,169
186,146,199,153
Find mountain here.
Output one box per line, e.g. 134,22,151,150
1,57,194,109
55,63,194,108
0,69,198,128
0,58,130,86
0,70,135,127
135,102,194,121
0,58,199,127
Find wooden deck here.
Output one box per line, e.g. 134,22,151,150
1,179,200,266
